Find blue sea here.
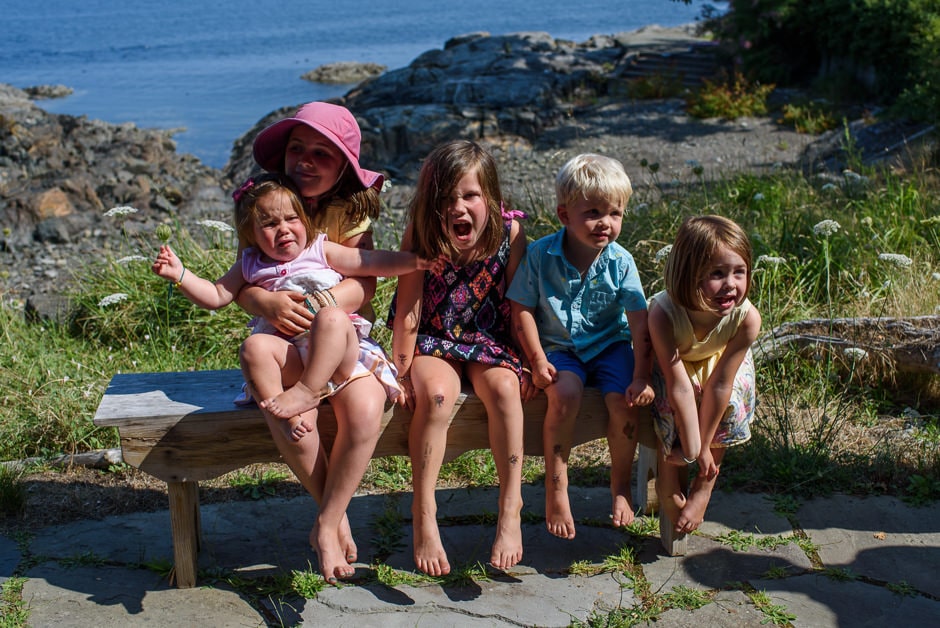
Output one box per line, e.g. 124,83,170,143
2,0,723,168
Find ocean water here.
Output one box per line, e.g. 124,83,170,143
2,0,723,168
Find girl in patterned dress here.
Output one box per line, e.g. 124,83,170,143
390,140,534,576
648,215,761,536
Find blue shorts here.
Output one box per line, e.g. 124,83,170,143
546,341,635,396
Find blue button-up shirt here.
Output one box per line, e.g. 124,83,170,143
507,228,647,362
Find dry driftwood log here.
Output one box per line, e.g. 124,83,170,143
753,315,940,375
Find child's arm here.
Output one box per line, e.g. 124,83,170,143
696,305,762,478
510,301,555,389
151,244,244,310
505,219,538,401
624,308,654,407
322,241,446,277
648,302,702,462
390,225,423,409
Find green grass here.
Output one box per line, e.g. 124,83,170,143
1,151,939,507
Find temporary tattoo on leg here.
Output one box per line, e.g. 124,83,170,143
553,444,562,455
434,394,445,407
509,454,519,466
552,472,561,486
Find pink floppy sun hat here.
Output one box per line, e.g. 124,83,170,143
252,101,384,191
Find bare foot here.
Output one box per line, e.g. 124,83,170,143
338,515,358,563
676,479,713,533
413,512,450,576
260,381,328,419
312,521,355,584
490,510,523,570
282,415,313,442
545,486,576,539
611,492,636,528
313,515,357,564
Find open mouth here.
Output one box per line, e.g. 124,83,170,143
453,222,472,238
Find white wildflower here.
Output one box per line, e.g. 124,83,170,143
655,245,673,264
197,219,235,233
727,188,740,199
98,293,129,307
860,216,873,228
752,193,765,202
843,347,868,362
878,253,913,268
932,273,940,281
813,219,841,237
757,255,786,267
634,202,649,213
381,179,393,193
104,206,138,217
821,183,838,192
843,169,865,182
116,255,149,265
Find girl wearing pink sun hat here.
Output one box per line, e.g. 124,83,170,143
235,102,392,586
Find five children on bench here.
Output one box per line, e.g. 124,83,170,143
151,101,759,583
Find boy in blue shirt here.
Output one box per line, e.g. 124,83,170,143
508,153,653,539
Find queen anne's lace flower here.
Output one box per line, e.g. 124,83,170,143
813,220,841,237
104,206,138,217
98,293,129,307
843,347,868,362
655,245,673,264
878,253,913,268
197,220,235,233
115,255,149,265
757,255,785,266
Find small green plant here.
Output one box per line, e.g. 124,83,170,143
0,576,28,627
822,567,858,582
60,550,106,568
747,589,797,625
903,474,940,506
600,544,637,574
372,563,436,587
626,72,685,100
762,564,792,579
662,585,712,610
228,468,289,500
0,466,26,518
370,499,406,559
567,559,601,576
686,72,775,120
780,100,838,134
291,562,326,598
887,580,917,597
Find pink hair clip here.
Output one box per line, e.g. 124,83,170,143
232,178,255,202
500,201,527,220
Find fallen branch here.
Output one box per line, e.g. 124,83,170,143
753,315,940,375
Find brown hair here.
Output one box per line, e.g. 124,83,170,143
233,173,312,249
315,164,382,228
408,140,505,261
664,215,753,312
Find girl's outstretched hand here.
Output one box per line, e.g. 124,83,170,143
529,356,557,390
625,379,654,407
519,368,537,402
151,244,182,281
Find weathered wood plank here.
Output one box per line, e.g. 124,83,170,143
93,370,634,483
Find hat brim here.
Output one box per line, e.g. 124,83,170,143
252,117,384,191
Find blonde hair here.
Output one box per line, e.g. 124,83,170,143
408,140,505,261
234,173,313,249
664,215,753,312
556,153,633,209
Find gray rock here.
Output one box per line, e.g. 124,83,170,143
302,61,387,85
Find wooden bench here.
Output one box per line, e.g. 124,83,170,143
93,369,673,588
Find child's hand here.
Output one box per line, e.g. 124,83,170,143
151,244,182,282
698,448,720,480
519,368,538,402
625,379,654,407
395,374,415,411
417,254,449,275
530,356,557,389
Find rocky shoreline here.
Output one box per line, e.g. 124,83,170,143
1,25,931,320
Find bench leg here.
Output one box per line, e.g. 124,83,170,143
659,465,689,557
635,444,658,515
167,480,201,588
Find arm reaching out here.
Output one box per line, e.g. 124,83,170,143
151,244,244,310
323,241,447,277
